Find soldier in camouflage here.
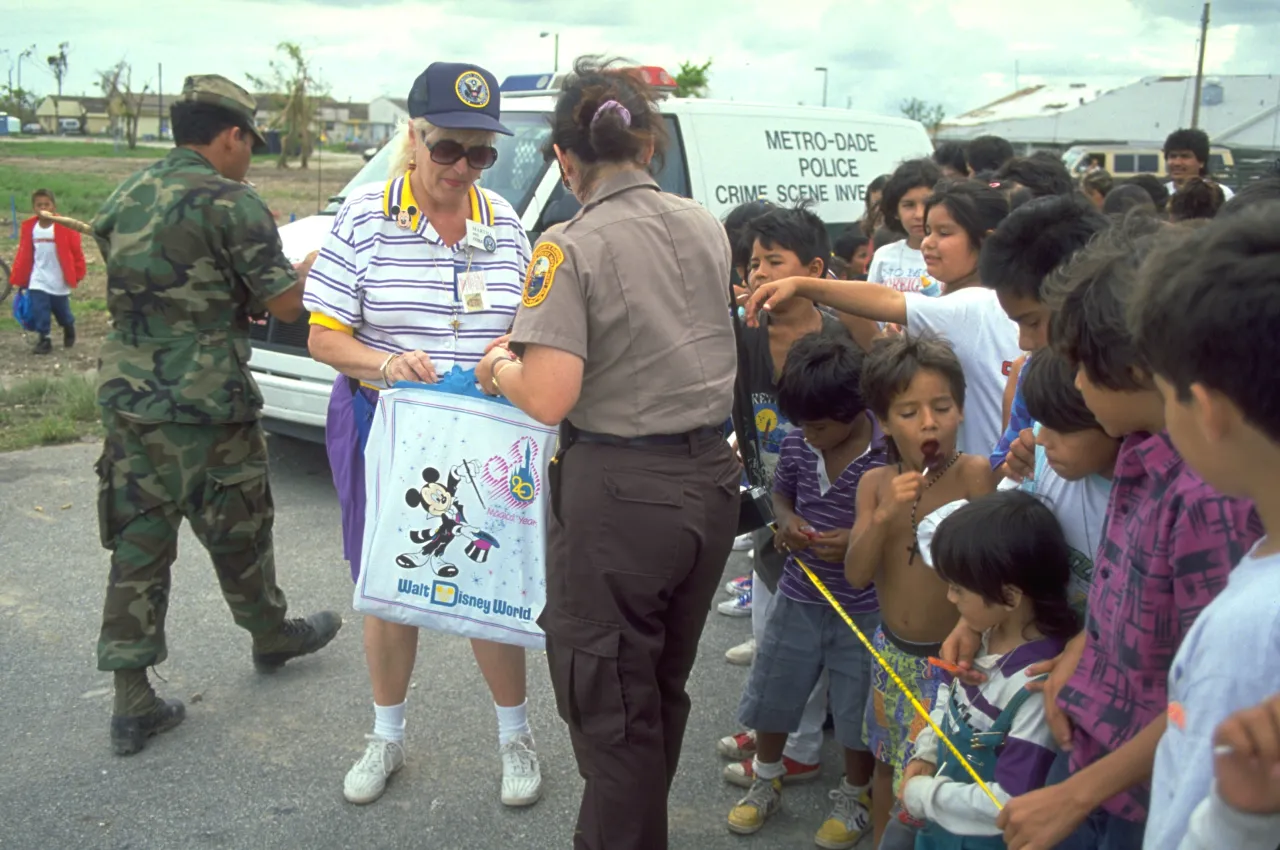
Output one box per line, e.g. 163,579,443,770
91,74,342,756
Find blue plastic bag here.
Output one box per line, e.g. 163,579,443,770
11,288,36,332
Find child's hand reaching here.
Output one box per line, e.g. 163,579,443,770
899,759,937,812
939,619,988,686
1214,692,1280,814
809,528,850,562
774,515,813,554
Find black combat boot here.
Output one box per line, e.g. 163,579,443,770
251,611,343,673
32,336,52,355
111,669,186,756
64,324,76,348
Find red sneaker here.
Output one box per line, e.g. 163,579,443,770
723,755,821,788
717,730,757,760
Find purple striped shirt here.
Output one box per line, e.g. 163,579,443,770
774,419,885,612
1057,431,1263,820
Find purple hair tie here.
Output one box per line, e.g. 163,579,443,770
592,100,632,128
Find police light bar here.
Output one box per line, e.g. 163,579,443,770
625,66,678,93
500,73,562,97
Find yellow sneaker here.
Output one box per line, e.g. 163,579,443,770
727,776,783,835
814,782,871,849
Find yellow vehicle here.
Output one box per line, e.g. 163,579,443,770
1062,144,1234,181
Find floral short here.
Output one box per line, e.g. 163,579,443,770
862,624,944,792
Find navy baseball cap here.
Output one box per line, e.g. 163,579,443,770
407,62,511,136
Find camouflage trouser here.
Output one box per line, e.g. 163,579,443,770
95,411,288,671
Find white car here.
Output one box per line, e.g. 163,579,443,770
250,66,933,442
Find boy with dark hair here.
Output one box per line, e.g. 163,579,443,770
832,228,870,279
1163,127,1234,199
965,135,1015,174
994,221,1263,849
1127,203,1280,849
980,195,1109,476
9,188,85,354
993,155,1075,198
1128,173,1171,213
728,334,886,848
845,334,996,844
719,203,855,785
932,141,969,179
1003,350,1119,617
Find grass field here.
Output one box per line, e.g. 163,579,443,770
0,373,101,452
0,140,163,159
0,163,125,223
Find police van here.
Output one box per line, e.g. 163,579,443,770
250,66,933,442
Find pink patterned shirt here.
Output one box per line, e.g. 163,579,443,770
1056,431,1263,820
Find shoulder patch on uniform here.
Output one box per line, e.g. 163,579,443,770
523,242,564,308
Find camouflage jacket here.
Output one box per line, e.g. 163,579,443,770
91,147,296,424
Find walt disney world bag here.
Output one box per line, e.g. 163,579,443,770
354,367,558,650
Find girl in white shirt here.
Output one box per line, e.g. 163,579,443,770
867,159,943,296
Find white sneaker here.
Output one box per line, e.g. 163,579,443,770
725,638,756,666
499,733,542,807
343,735,405,804
732,533,755,552
724,575,752,596
717,590,752,617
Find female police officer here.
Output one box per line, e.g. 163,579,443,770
475,57,739,850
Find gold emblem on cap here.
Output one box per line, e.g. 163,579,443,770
455,71,491,109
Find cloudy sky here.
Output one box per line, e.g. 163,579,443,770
5,0,1278,117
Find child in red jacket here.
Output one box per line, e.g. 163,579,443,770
11,189,85,354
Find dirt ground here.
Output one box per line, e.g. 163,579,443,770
0,152,362,386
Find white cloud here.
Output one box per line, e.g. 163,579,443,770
4,0,1269,120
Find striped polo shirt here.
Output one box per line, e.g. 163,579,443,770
773,418,887,612
304,172,532,371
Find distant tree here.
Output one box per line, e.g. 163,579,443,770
46,42,70,126
0,85,38,124
98,60,150,149
900,97,946,136
674,59,712,99
248,42,327,169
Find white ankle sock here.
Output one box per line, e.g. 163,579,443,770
842,777,869,797
373,701,406,743
753,757,786,781
495,700,531,746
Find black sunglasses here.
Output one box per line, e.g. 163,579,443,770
423,137,499,170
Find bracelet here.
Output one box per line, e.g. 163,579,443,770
491,357,517,394
379,352,400,386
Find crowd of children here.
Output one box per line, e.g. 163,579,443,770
716,131,1280,850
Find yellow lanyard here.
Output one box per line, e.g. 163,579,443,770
795,558,1006,810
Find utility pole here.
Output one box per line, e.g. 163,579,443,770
540,31,560,73
815,66,828,108
17,44,35,95
1191,2,1210,129
158,62,164,139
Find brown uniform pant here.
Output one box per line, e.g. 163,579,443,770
541,433,739,850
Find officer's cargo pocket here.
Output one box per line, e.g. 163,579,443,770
595,467,685,576
94,454,116,550
198,461,271,552
546,611,627,745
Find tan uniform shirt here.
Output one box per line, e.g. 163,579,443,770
510,169,735,438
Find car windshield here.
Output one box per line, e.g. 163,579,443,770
326,112,553,216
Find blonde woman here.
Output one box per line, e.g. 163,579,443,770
304,63,540,808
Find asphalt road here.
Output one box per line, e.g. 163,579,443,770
0,436,872,850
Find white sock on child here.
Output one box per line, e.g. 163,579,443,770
495,700,531,746
842,777,869,797
753,757,787,781
373,701,406,743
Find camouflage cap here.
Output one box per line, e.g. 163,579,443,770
179,74,267,152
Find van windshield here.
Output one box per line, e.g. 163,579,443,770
325,112,552,216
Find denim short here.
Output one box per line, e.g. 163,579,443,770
738,593,879,752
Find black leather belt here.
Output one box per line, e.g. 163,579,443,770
570,425,722,448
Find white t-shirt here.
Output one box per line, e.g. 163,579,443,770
1001,426,1113,617
30,224,71,297
1165,180,1234,200
868,240,938,295
904,287,1021,458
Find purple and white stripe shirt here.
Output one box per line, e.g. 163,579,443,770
904,635,1065,835
773,419,885,613
303,174,532,370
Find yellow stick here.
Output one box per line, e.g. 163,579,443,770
795,558,1005,811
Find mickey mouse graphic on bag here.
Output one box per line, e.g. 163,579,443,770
396,461,500,578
